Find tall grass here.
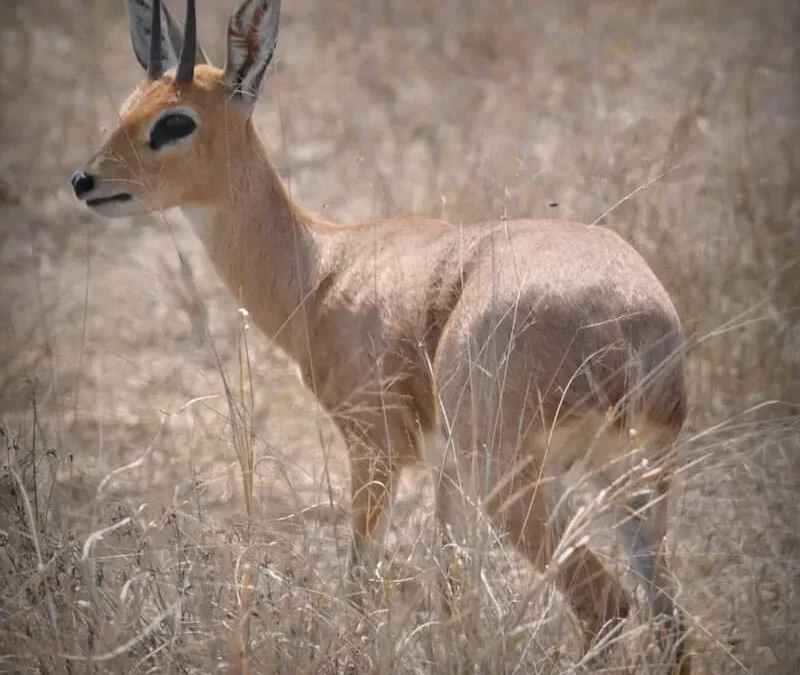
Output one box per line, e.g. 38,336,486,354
1,0,798,673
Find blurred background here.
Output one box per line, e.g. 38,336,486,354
1,0,798,673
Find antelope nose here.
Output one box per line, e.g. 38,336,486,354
71,170,95,199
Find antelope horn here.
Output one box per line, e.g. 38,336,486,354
148,0,164,79
176,0,197,82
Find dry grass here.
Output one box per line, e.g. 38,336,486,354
1,0,798,673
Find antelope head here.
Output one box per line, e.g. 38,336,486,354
70,0,282,218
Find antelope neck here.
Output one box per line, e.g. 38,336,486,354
181,123,333,362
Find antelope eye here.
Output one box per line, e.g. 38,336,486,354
149,112,197,151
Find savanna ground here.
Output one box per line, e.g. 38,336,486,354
1,0,799,673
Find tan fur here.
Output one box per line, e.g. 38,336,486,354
77,61,691,672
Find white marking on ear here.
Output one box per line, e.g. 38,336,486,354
222,0,281,114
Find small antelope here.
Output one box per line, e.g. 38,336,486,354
72,0,690,670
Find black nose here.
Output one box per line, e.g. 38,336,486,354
71,171,95,199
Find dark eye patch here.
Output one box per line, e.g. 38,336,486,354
149,112,197,151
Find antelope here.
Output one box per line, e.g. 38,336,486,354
71,0,691,670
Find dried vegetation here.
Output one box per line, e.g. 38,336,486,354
1,0,798,673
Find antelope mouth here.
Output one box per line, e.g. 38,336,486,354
86,193,133,208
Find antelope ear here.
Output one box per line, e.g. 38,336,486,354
125,0,180,75
222,0,281,115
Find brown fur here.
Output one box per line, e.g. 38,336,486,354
77,63,691,672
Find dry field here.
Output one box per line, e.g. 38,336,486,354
1,0,798,673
